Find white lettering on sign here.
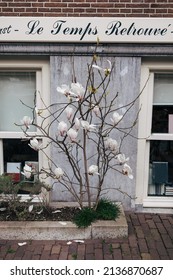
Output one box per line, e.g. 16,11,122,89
0,17,173,43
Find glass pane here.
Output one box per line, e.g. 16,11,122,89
148,140,173,196
0,72,36,131
153,73,173,104
3,139,39,194
152,73,173,133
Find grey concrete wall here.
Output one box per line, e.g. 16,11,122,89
50,55,141,210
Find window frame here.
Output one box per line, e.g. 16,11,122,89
0,59,50,199
136,61,173,208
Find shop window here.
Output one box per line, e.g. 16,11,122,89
136,62,173,208
0,60,50,195
148,73,173,197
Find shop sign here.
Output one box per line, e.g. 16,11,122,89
1,17,173,43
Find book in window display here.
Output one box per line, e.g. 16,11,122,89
23,161,39,182
6,162,21,183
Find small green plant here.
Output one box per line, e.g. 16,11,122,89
72,207,97,228
6,247,16,254
73,198,120,228
109,244,113,254
95,198,120,220
72,253,78,260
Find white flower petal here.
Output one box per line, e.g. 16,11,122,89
67,128,78,142
54,167,64,180
59,222,67,226
18,242,27,246
57,121,68,137
52,210,62,213
28,204,34,213
0,207,6,212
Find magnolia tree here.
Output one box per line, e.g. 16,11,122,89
19,53,140,209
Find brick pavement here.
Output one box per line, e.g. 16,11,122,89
0,212,173,260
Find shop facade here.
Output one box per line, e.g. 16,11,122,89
1,7,173,211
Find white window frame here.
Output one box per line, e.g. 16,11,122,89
0,59,50,199
136,60,173,208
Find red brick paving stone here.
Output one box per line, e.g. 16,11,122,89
150,229,162,241
13,246,26,259
121,243,132,260
166,227,173,240
68,243,78,255
161,234,173,249
32,254,41,260
0,247,8,259
86,243,94,255
4,253,15,260
77,244,85,260
85,253,95,260
152,214,162,223
128,235,138,248
51,244,61,255
149,248,160,259
155,241,168,257
131,247,141,260
162,219,172,229
40,251,51,260
160,255,170,260
167,216,173,225
130,213,140,226
22,250,33,260
43,244,53,252
146,219,157,229
113,248,122,260
103,253,113,260
167,248,173,259
94,248,103,260
49,254,59,260
146,236,157,250
134,225,145,238
145,214,152,219
103,242,115,257
141,222,151,237
128,221,136,235
137,213,146,224
33,245,44,256
138,238,149,253
156,222,167,234
59,245,69,260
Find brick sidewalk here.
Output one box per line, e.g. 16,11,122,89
0,212,173,260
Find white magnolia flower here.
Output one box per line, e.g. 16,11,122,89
21,116,32,129
81,120,97,132
22,164,32,179
92,60,112,76
54,167,64,180
70,82,85,101
117,154,129,164
122,163,133,179
74,117,80,130
110,112,123,125
57,84,70,96
92,105,100,116
88,165,100,175
29,138,41,151
57,121,68,136
67,128,78,142
105,138,118,152
65,106,73,120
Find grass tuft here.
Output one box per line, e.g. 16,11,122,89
73,198,121,228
